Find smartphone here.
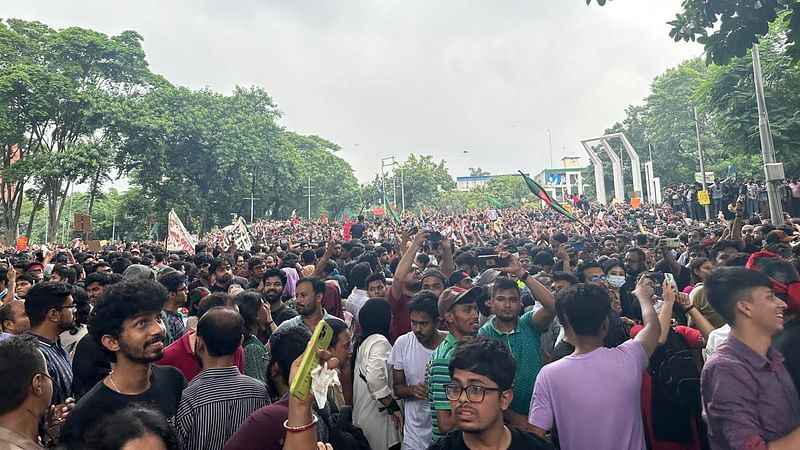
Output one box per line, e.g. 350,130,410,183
659,238,681,249
664,272,678,290
639,271,665,298
477,254,509,270
289,320,334,401
427,231,442,242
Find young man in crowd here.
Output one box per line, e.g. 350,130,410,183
345,262,373,320
84,271,115,305
528,279,661,449
478,256,557,430
0,335,56,449
25,282,75,407
223,326,312,450
389,231,426,342
157,270,188,346
428,286,482,440
276,277,332,332
702,267,800,448
59,279,187,447
258,268,298,336
390,291,448,449
174,307,269,450
366,272,387,299
429,336,552,450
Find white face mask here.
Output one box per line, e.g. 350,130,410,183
607,275,626,288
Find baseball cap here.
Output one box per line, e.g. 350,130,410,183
766,230,795,245
448,271,471,287
438,286,482,317
122,264,155,281
421,269,447,286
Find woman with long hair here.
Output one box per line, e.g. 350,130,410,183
352,298,402,450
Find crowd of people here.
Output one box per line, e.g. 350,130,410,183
0,194,799,449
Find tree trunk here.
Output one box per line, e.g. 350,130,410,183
25,189,45,241
87,166,101,218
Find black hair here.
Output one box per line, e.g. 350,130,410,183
625,248,647,265
234,291,264,335
416,253,430,267
353,297,392,374
157,270,185,293
209,257,231,274
197,293,234,319
365,272,386,287
349,262,372,290
197,307,243,357
710,240,741,260
705,267,773,326
51,265,78,285
449,336,515,391
454,251,477,268
268,326,311,385
297,276,326,297
69,285,91,331
556,284,611,337
301,250,316,265
84,271,116,288
88,280,168,361
492,276,520,297
0,301,19,332
82,404,180,450
247,256,264,270
688,257,710,284
576,260,603,283
110,258,131,275
261,268,287,286
24,282,73,327
601,258,624,274
0,335,46,415
551,271,579,285
408,290,440,323
325,317,350,349
725,253,752,267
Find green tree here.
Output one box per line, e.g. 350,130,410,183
468,167,491,177
394,154,456,209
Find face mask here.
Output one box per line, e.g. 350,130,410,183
607,275,626,288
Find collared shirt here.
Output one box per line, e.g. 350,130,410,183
163,310,186,347
701,334,800,450
345,288,369,319
33,334,72,405
155,332,246,382
275,309,333,332
428,332,458,440
479,310,543,416
0,424,42,450
174,366,269,450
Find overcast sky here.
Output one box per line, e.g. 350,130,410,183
7,0,702,184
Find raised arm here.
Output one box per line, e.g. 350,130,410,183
677,292,715,340
439,235,454,277
658,282,678,345
310,238,335,278
390,230,426,300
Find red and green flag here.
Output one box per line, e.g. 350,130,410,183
518,171,577,222
384,194,402,224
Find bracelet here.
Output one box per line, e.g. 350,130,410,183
283,415,318,433
267,321,275,326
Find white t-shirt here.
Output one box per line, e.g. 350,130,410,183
703,324,730,361
388,331,436,450
529,340,649,450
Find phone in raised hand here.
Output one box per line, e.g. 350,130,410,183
289,320,334,401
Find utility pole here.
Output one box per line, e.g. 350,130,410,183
693,106,711,221
398,163,405,213
381,156,396,205
753,43,785,224
304,177,314,221
242,167,260,223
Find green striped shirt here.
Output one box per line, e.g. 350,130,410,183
428,333,458,440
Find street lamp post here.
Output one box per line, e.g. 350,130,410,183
752,43,785,224
693,107,711,220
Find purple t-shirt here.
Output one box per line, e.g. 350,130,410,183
529,340,648,450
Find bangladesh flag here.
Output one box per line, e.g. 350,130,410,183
384,194,401,224
488,196,503,208
519,171,577,222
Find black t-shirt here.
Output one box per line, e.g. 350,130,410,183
71,334,111,399
550,340,575,363
350,222,366,239
428,426,553,450
60,365,186,447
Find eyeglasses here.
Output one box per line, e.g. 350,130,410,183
444,383,502,403
589,275,606,282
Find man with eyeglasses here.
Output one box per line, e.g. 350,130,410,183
158,271,188,346
478,256,556,431
428,286,482,440
429,336,552,450
24,282,76,409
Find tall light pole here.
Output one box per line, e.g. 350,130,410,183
304,177,314,221
393,161,405,213
693,107,711,220
381,156,396,203
752,43,785,223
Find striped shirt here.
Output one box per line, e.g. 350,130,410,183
174,366,269,450
427,333,458,440
34,334,73,405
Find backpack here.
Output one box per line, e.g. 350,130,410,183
650,328,702,411
318,403,372,450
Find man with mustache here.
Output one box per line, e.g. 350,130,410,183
59,280,187,447
429,337,552,450
208,258,248,294
275,277,332,333
428,286,482,440
258,268,297,340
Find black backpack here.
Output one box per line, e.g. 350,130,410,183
650,328,702,411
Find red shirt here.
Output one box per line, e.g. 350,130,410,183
222,397,289,450
388,289,412,344
156,332,245,381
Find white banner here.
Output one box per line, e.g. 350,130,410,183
167,209,195,254
223,217,252,251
